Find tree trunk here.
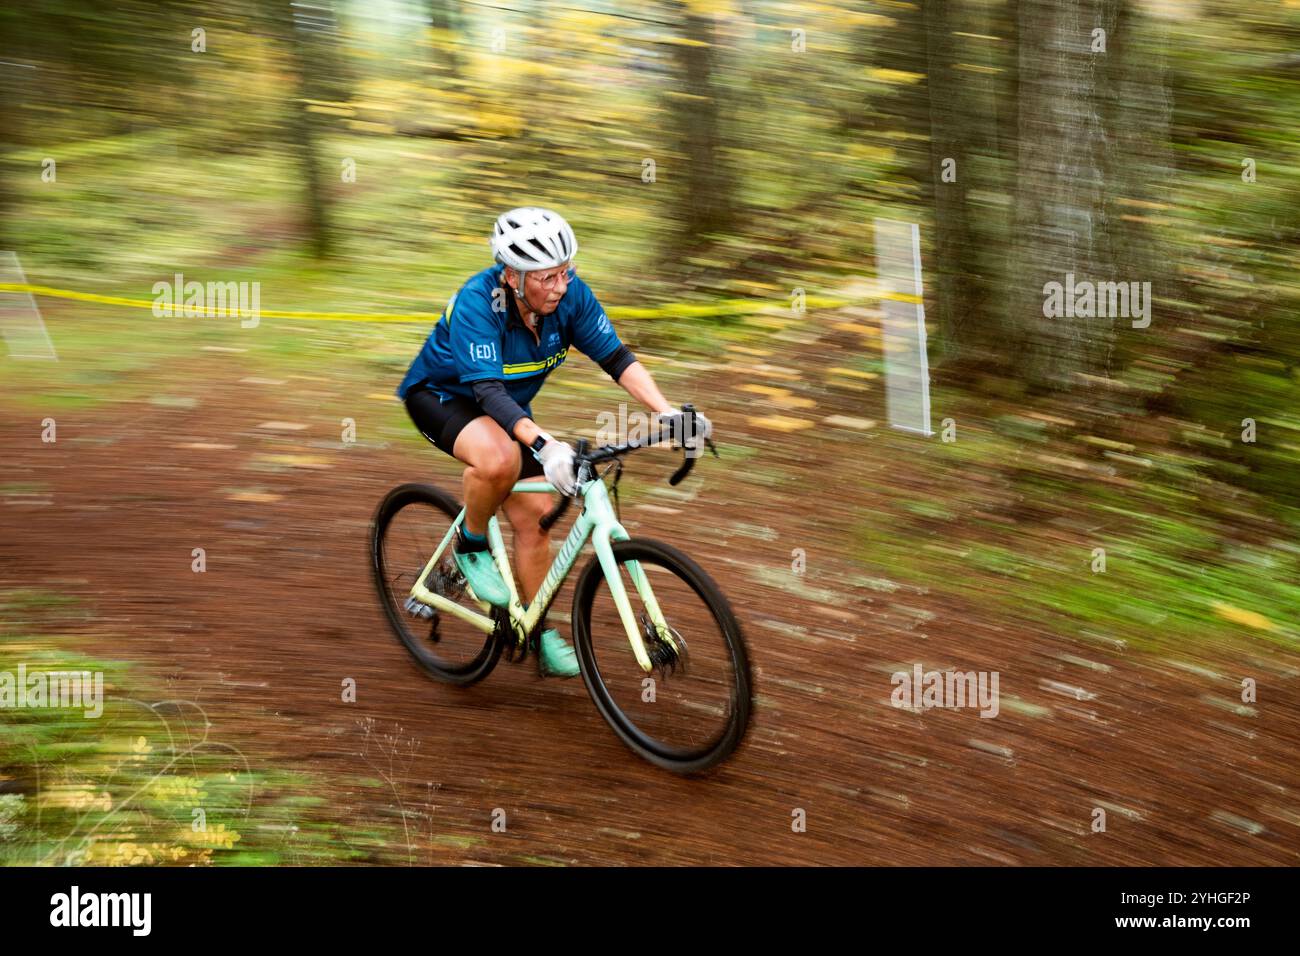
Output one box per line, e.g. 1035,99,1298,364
426,0,461,79
270,0,333,259
667,4,734,244
1010,0,1121,390
0,66,17,252
1104,0,1173,382
0,9,31,253
921,0,988,367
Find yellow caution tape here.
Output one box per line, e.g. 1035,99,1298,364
0,283,920,323
0,283,438,323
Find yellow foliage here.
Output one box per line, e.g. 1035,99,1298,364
846,143,897,164
679,0,741,17
842,13,895,28
39,786,112,812
87,839,206,866
657,35,711,48
1211,602,1274,631
191,822,242,850
348,121,397,135
305,105,355,117
475,109,524,139
147,776,204,802
868,68,925,85
750,414,814,432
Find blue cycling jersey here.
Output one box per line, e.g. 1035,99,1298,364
396,264,622,410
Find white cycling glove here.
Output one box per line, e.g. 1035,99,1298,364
535,438,578,495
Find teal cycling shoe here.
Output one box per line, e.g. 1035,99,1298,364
452,546,512,608
538,627,580,678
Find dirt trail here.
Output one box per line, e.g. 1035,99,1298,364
2,315,1297,866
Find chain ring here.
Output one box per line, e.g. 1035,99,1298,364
430,560,467,601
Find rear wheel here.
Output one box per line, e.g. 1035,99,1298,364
571,538,753,773
371,483,503,685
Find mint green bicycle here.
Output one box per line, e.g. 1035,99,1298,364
371,407,753,773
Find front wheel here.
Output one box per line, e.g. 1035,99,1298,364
571,538,753,774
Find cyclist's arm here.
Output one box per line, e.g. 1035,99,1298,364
569,281,668,413
596,343,637,383
470,380,548,447
611,360,672,415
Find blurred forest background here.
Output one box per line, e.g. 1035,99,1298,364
3,0,1299,703
2,1,1297,497
1,1,1298,864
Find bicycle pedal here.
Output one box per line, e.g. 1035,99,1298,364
403,596,435,620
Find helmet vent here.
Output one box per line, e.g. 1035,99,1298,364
490,207,578,272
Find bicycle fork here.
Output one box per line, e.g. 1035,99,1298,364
592,526,677,673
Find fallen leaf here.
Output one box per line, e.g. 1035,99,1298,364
1212,602,1274,631
750,415,813,432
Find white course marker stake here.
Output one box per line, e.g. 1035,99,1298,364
872,219,931,436
0,252,57,360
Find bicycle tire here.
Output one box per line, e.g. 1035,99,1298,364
571,537,753,774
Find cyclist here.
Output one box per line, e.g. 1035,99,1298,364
396,207,712,678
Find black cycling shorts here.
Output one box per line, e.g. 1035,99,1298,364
404,386,544,480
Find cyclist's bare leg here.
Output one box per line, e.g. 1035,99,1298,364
451,415,522,537
501,489,552,605
449,415,553,605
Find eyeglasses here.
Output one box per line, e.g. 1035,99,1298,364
532,265,576,290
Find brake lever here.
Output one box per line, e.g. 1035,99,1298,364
667,405,715,485
668,454,693,486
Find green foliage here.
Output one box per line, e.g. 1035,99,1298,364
0,599,405,866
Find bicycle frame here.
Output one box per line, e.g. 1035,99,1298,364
405,475,674,672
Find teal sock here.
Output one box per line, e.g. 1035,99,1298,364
457,527,488,553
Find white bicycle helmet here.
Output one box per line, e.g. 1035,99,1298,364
490,207,578,276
